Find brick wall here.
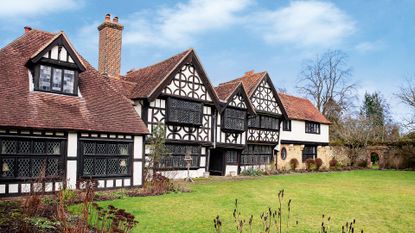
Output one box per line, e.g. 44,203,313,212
98,14,123,77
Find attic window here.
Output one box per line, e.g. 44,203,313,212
36,65,77,95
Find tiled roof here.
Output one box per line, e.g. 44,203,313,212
215,82,241,102
278,93,331,124
223,71,267,97
0,29,148,135
124,49,192,99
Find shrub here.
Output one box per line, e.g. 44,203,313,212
329,158,338,169
289,158,299,170
143,173,174,195
240,167,263,176
305,158,316,171
315,158,323,171
357,160,368,168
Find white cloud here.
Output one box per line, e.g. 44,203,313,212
253,1,356,48
355,41,382,53
0,0,82,18
123,0,252,47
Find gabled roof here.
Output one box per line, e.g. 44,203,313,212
223,70,268,97
278,93,331,124
124,48,220,106
215,81,255,115
0,29,148,135
224,70,288,118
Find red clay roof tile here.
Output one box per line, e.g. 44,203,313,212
0,29,148,135
278,93,331,124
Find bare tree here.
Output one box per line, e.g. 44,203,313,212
397,78,415,130
335,115,372,165
297,50,356,120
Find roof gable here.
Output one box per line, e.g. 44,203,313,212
0,29,148,135
278,93,331,124
225,71,287,118
215,82,255,115
28,32,86,71
125,49,220,107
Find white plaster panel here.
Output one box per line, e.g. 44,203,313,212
201,147,206,155
133,161,143,186
225,165,238,176
67,133,78,157
124,179,131,186
116,179,123,187
67,160,77,189
0,184,5,194
200,156,206,167
9,184,18,193
21,183,31,193
134,101,142,117
134,136,143,159
45,183,53,192
98,180,105,188
55,182,63,191
161,168,206,179
279,120,329,144
106,180,114,188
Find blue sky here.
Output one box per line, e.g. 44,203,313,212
1,0,414,122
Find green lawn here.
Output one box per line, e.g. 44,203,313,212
88,170,415,232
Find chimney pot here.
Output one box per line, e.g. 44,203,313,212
245,70,255,76
24,26,32,33
105,13,111,22
113,16,119,23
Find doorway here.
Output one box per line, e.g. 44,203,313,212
209,149,225,176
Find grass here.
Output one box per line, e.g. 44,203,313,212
73,170,415,232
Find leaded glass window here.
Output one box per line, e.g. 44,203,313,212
226,151,238,164
159,144,200,169
80,141,131,177
35,65,77,95
167,98,202,126
223,108,246,132
248,115,279,130
302,146,317,162
0,138,64,180
305,122,320,134
241,145,273,165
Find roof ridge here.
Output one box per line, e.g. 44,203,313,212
125,48,193,76
0,29,56,55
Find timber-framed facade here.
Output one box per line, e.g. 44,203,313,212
0,14,330,196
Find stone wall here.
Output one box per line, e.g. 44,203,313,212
276,144,349,170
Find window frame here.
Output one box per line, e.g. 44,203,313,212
305,121,320,134
222,107,247,132
302,145,317,162
280,147,287,160
248,115,279,131
79,139,133,178
158,144,201,170
225,150,239,165
34,64,79,96
166,97,203,127
283,120,291,131
0,136,65,181
241,145,273,165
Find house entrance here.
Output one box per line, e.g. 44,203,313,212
209,149,225,176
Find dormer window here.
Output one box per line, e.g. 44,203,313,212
27,33,86,96
36,65,77,95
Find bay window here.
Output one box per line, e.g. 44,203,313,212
223,108,246,132
166,98,202,126
159,144,200,169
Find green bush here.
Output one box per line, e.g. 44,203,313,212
305,158,316,171
240,167,263,176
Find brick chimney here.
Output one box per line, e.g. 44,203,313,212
97,14,124,77
24,26,32,33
